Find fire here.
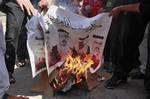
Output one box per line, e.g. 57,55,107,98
50,54,94,91
64,55,94,83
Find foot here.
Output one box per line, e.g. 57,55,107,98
130,68,145,79
15,60,26,67
9,73,16,84
104,74,127,89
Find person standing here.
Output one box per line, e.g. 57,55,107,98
2,0,48,84
0,0,48,98
1,0,35,84
0,2,28,99
104,0,146,89
0,36,28,98
16,0,41,68
105,1,150,99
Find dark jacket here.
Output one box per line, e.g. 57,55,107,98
139,0,150,23
112,0,140,7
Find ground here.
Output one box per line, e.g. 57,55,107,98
8,65,147,99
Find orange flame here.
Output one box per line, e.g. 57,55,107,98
50,54,94,91
64,55,94,83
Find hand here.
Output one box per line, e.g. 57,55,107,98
16,0,36,16
109,6,124,16
38,0,49,13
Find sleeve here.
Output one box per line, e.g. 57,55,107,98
139,0,150,22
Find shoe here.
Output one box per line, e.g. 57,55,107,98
15,60,26,67
129,67,145,79
104,74,127,89
130,71,144,79
9,73,16,84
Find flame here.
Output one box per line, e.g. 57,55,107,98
50,54,94,91
64,55,94,83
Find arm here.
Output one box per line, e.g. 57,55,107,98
119,3,139,12
110,0,150,22
109,3,140,16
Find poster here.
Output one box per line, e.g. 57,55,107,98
27,5,112,77
26,14,47,77
42,5,112,75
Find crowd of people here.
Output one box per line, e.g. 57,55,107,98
0,0,150,99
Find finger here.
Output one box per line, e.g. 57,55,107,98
30,6,36,15
19,4,24,12
30,3,36,14
38,2,48,11
38,3,44,11
38,2,42,9
16,0,24,11
42,6,48,14
24,1,35,16
27,3,36,15
38,5,47,14
26,6,32,16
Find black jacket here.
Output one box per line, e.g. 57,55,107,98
139,0,150,23
112,0,140,7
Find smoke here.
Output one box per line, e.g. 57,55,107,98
48,0,81,14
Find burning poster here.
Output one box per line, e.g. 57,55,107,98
26,14,47,77
26,5,112,91
41,5,112,76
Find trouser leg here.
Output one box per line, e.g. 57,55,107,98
144,24,150,91
4,2,25,73
103,30,111,62
114,13,145,76
17,17,28,61
0,51,9,99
